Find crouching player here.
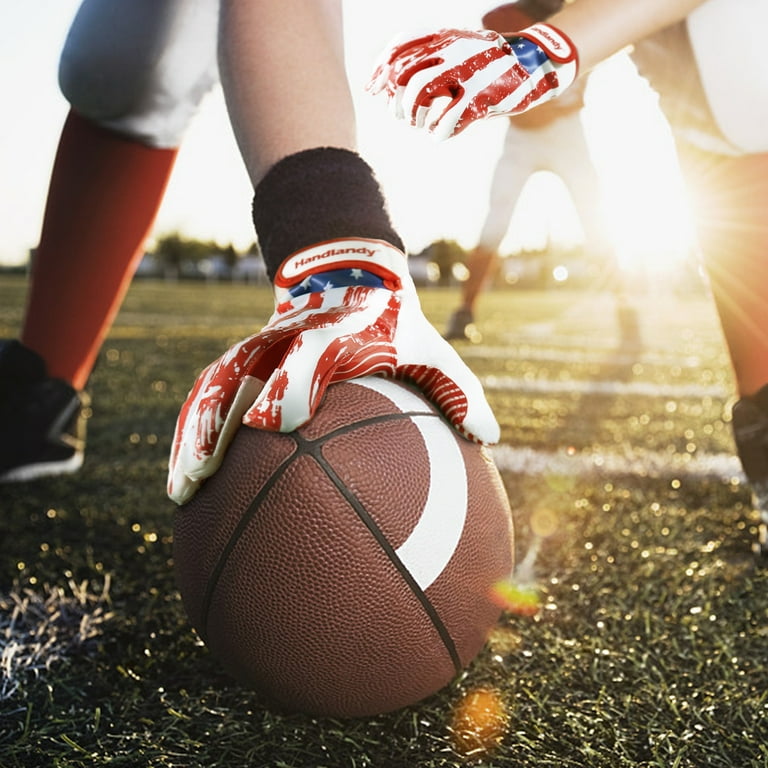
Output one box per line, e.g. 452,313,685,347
369,0,768,553
0,0,498,504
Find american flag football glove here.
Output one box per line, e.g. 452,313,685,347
168,238,500,504
368,24,578,140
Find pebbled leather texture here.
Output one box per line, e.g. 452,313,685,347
174,377,514,717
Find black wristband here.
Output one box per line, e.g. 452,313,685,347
252,147,405,283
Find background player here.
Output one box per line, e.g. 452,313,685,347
370,0,768,552
444,0,614,344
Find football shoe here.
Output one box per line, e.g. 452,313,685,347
731,386,768,556
444,308,479,342
0,340,89,482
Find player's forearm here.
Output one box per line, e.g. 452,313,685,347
218,0,356,184
547,0,708,72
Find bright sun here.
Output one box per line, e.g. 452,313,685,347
497,52,699,279
587,55,697,276
581,53,698,276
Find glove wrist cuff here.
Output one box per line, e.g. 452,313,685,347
275,238,408,290
509,22,579,92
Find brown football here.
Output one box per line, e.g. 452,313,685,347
173,376,514,718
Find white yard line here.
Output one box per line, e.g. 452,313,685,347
480,375,728,399
461,345,708,368
489,443,742,481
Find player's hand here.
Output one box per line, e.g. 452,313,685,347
168,238,500,504
368,24,578,140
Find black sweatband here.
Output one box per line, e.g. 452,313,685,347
252,147,405,283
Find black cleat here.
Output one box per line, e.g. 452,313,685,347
0,340,89,482
444,308,479,342
731,386,768,556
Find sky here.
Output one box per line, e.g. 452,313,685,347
0,1,694,269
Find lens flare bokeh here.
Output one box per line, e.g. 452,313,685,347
450,686,510,758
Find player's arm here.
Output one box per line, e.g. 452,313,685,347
548,0,707,72
167,0,500,505
369,0,707,139
215,0,356,181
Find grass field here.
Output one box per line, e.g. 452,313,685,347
1,275,766,767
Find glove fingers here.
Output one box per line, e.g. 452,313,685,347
395,325,499,444
243,336,388,432
367,28,443,96
244,295,398,432
168,375,266,504
400,66,446,127
397,362,499,445
167,329,290,504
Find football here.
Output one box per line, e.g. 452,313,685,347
173,376,514,717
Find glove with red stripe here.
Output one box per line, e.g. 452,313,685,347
167,238,500,505
368,23,578,140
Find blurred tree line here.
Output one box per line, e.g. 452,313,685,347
136,232,700,291
142,233,265,282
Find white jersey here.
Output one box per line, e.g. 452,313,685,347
60,0,767,154
59,0,219,148
687,0,768,153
